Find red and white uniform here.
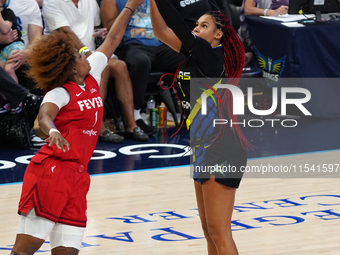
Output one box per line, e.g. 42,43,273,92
18,52,106,228
33,77,103,168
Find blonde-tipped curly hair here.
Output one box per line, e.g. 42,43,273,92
25,31,76,89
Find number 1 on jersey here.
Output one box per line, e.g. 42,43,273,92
92,111,98,128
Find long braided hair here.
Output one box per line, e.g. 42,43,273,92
208,10,251,149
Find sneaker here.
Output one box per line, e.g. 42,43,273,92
0,101,11,114
126,126,149,141
31,129,46,147
136,119,157,136
10,102,22,114
98,129,124,143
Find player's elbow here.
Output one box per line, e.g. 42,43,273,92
153,28,167,42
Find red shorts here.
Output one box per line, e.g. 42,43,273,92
18,158,90,228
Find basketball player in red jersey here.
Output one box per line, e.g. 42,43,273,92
8,0,144,254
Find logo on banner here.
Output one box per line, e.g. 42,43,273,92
253,46,286,84
199,84,312,128
198,85,221,108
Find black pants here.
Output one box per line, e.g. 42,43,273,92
16,65,43,128
0,65,42,128
0,66,28,107
118,43,185,109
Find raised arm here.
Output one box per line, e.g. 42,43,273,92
95,0,143,59
152,0,195,52
149,0,181,52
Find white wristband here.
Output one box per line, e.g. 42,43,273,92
264,9,268,16
49,128,60,136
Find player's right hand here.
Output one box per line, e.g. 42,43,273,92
45,132,70,152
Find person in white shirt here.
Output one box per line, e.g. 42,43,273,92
0,0,45,146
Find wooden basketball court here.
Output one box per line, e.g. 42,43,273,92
1,149,340,254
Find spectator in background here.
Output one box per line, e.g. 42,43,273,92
43,0,149,142
239,0,288,65
7,0,43,56
0,66,42,113
1,0,45,146
101,0,185,135
243,0,288,16
271,0,289,10
0,0,25,83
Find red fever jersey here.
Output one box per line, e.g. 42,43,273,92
33,74,104,169
18,74,103,227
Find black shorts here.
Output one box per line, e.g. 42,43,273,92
193,130,247,188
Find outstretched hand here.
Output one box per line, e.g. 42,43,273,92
45,132,70,152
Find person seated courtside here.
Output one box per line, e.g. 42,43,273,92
100,0,186,135
239,0,288,65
